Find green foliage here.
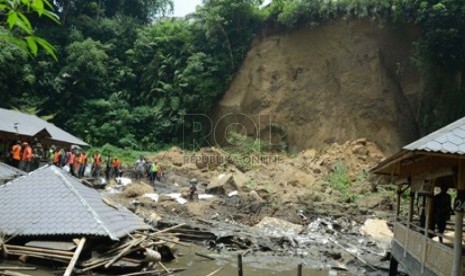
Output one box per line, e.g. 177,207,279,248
224,131,273,155
327,161,352,198
0,0,59,59
244,179,257,190
1,0,465,154
90,144,150,167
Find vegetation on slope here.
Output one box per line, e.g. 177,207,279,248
0,0,464,150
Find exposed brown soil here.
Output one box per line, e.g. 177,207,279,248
212,20,421,155
108,138,394,226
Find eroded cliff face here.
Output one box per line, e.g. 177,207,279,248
211,20,422,155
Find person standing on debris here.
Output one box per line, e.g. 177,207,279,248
11,140,22,168
433,185,454,243
31,138,43,170
20,142,33,172
150,160,159,184
78,151,87,178
134,155,145,180
66,148,76,176
48,145,56,164
92,151,102,177
188,178,198,200
53,147,62,167
112,157,121,178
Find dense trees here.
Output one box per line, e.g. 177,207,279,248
1,0,464,150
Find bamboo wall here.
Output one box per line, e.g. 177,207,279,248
393,222,463,276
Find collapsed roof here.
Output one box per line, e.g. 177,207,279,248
0,108,88,147
0,166,150,240
0,162,25,184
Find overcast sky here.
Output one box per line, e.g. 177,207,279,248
172,0,203,17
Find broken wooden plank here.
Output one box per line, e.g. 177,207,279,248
6,250,72,261
119,267,187,276
64,237,86,276
151,223,186,236
5,245,74,256
104,237,144,268
156,237,189,247
0,267,36,271
25,241,76,251
0,270,33,276
205,266,224,276
195,252,216,260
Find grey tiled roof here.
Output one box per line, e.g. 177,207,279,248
0,162,25,182
0,166,150,240
0,108,88,146
403,117,465,154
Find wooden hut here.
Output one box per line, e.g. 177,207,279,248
0,108,88,160
372,117,465,276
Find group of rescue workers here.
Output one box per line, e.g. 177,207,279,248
9,139,43,172
7,139,162,185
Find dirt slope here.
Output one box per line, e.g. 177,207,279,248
212,20,421,155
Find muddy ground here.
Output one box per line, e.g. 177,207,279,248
105,139,399,275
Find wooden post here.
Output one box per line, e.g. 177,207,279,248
396,185,402,218
297,263,302,276
422,189,433,273
389,256,398,276
452,160,465,276
237,254,243,276
408,192,414,222
404,192,414,257
64,237,86,276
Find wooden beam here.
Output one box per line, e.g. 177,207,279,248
64,237,86,276
398,156,457,178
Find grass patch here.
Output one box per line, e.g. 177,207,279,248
327,161,358,203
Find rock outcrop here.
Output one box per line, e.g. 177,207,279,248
212,20,421,155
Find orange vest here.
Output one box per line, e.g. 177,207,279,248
53,151,61,163
68,152,75,164
12,144,21,160
112,159,120,168
94,154,101,166
22,146,32,161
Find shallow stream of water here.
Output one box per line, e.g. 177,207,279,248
1,244,348,276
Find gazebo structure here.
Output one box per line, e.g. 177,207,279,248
372,117,465,276
0,108,88,161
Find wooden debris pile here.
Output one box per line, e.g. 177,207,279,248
0,224,187,276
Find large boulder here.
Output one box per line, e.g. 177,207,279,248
206,173,237,195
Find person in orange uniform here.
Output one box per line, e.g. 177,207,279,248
11,140,22,168
67,148,76,176
92,151,102,177
53,148,62,167
20,142,33,172
112,157,121,178
78,152,87,178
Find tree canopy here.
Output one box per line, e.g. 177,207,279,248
0,0,464,150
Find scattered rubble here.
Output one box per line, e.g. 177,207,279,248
0,138,395,275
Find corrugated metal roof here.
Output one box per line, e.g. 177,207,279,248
0,162,25,182
403,116,465,154
0,108,88,146
0,166,150,240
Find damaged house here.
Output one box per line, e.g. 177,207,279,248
0,165,153,274
0,162,25,184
